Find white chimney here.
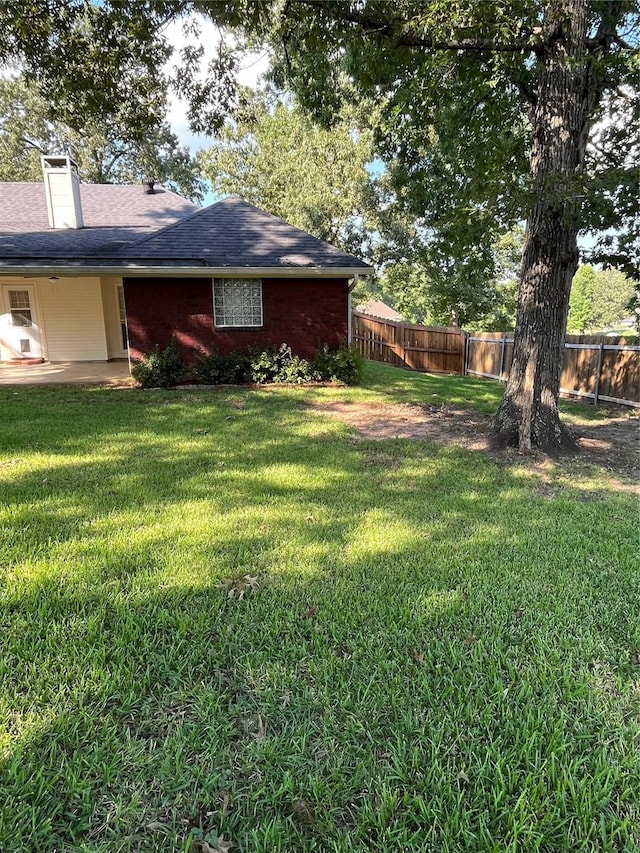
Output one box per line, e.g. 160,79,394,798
41,155,84,229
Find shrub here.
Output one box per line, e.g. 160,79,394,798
312,343,364,385
250,344,315,384
131,339,185,388
192,350,251,385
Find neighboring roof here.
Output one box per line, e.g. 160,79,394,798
356,299,402,321
0,186,373,275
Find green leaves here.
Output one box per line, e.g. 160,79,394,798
0,74,205,199
197,94,377,258
567,265,637,333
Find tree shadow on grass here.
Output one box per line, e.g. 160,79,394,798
0,384,638,851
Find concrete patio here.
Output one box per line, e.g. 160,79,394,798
0,360,134,386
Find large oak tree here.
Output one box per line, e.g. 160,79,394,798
259,0,638,450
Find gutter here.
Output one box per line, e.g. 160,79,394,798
0,264,375,278
347,273,364,345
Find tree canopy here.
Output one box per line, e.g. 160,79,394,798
260,0,636,449
0,76,204,199
567,265,637,332
197,94,377,256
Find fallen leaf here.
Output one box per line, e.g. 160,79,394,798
457,769,470,783
464,633,480,644
334,646,352,660
291,799,315,825
216,574,259,600
146,820,166,832
410,647,425,666
280,690,292,708
513,607,526,619
305,605,318,619
191,829,234,853
214,834,234,853
220,791,231,818
249,714,266,740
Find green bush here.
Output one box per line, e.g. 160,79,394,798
312,343,364,385
131,339,185,388
192,350,251,384
133,341,363,388
250,344,315,384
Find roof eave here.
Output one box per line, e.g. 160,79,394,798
0,263,374,278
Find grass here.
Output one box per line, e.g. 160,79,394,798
0,362,638,852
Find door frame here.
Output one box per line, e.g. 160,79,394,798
1,283,45,360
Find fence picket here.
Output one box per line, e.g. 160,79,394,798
466,332,639,409
352,311,639,408
352,311,465,375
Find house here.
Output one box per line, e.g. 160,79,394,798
356,299,402,322
0,156,373,367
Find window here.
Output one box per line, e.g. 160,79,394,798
9,290,32,327
213,278,262,327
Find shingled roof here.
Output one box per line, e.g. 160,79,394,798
0,185,372,274
123,197,371,270
0,183,197,260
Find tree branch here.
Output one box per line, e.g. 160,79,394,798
19,136,45,153
290,0,533,53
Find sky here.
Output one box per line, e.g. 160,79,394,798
162,13,270,156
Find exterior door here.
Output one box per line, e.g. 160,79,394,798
1,285,43,359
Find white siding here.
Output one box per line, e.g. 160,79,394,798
36,277,108,361
101,277,128,359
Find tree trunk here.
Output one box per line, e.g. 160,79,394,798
494,0,593,451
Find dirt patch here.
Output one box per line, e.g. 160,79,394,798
309,401,491,450
308,401,639,485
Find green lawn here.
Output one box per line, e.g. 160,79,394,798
1,363,638,852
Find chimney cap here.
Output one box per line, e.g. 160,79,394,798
41,155,80,174
142,177,156,194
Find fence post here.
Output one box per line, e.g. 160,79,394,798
499,333,507,380
593,340,604,406
398,321,406,366
463,332,468,376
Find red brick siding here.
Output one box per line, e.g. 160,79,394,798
124,277,349,362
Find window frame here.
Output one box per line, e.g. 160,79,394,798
8,290,33,327
213,278,263,329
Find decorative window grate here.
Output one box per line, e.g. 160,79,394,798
213,279,263,327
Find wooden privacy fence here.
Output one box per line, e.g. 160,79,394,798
466,332,640,408
352,311,465,375
352,312,639,408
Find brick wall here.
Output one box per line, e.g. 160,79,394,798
124,277,349,362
